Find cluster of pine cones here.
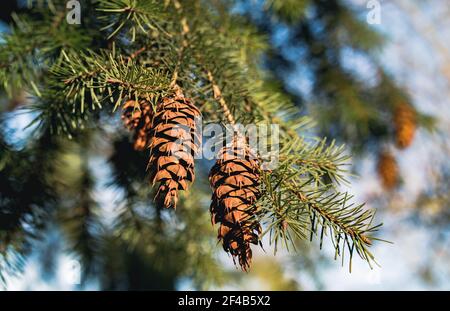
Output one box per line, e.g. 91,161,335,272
121,91,261,270
377,102,417,190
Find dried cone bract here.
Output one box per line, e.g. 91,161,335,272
394,103,416,149
121,100,153,151
209,136,262,271
147,91,201,209
377,151,399,190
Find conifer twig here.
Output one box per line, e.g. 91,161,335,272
170,0,191,88
290,187,372,246
206,70,236,126
126,47,146,61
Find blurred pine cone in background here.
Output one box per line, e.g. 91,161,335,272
377,151,399,190
394,103,417,149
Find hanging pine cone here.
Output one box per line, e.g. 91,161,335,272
147,90,201,209
394,102,416,149
121,100,153,151
377,151,399,190
209,136,262,271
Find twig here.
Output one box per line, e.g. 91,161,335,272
206,70,236,126
106,77,165,92
170,0,190,88
126,47,146,62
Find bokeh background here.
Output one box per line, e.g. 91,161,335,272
1,0,450,290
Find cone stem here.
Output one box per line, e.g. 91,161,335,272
206,70,237,127
170,0,191,88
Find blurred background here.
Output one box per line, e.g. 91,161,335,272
1,0,449,290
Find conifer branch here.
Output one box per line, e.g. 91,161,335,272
97,0,168,41
289,185,378,270
51,50,170,113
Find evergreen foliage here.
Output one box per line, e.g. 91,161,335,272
0,0,403,288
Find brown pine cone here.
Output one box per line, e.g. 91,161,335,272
377,151,399,190
394,103,416,149
147,92,201,209
209,136,262,271
121,100,153,151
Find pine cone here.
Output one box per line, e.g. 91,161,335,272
147,92,201,209
209,137,262,271
394,103,416,149
377,151,399,190
121,100,153,151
